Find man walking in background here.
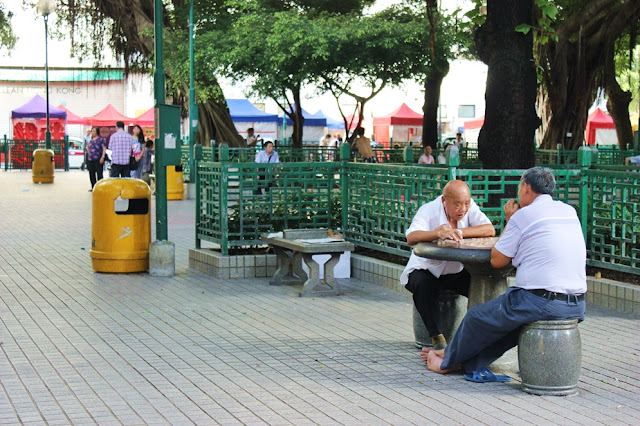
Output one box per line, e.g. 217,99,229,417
109,121,134,178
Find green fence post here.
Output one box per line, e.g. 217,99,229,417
577,146,591,241
556,143,562,165
194,144,202,249
220,143,229,256
64,135,69,171
340,142,351,235
402,146,413,165
590,145,598,165
446,145,460,180
3,135,6,171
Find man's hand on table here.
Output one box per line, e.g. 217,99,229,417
435,224,463,243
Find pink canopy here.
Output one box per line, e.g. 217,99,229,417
57,105,87,125
134,107,154,127
85,104,134,127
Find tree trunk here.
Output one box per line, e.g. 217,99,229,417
422,63,449,148
538,0,640,150
291,87,304,148
475,0,539,169
197,98,244,147
604,42,633,149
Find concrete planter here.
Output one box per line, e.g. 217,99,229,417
188,248,277,279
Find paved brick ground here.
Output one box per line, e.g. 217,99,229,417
1,170,639,425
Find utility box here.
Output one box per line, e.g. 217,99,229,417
155,104,182,167
90,178,151,273
32,149,54,183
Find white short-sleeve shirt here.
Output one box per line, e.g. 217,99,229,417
494,194,587,294
400,196,492,284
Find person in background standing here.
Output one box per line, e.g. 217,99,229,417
140,140,155,186
85,127,106,191
131,125,145,178
419,145,435,164
109,121,134,178
81,128,91,171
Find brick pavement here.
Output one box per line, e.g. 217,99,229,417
1,170,639,425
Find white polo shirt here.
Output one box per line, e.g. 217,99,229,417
400,196,492,284
494,194,587,294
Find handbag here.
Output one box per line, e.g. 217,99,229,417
129,156,137,171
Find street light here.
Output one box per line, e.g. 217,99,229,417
37,0,56,150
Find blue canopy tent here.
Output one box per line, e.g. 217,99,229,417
227,99,278,141
278,107,328,143
318,111,344,130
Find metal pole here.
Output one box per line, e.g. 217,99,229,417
44,14,51,150
154,0,168,241
188,0,197,184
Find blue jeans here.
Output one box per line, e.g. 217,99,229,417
440,287,585,373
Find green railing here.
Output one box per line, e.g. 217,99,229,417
196,144,640,275
2,137,69,171
195,145,341,255
585,169,640,275
343,163,451,257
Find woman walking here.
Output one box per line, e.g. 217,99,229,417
86,127,106,191
131,125,146,178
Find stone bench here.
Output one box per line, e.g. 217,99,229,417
518,319,582,396
261,229,354,297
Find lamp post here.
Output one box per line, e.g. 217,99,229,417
37,0,56,151
188,0,197,185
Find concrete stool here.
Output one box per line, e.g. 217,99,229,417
518,319,582,396
412,290,467,348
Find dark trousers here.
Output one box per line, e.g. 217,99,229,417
440,287,586,374
87,159,104,188
110,164,130,178
405,269,470,337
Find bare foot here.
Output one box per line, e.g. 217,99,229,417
426,350,455,374
420,347,445,365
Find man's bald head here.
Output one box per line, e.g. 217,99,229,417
443,180,470,198
442,180,471,222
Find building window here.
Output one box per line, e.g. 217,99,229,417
458,105,475,118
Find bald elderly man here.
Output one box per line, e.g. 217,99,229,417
402,180,496,349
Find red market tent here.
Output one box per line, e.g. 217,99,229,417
11,94,66,140
585,108,616,145
372,103,423,146
373,103,423,126
85,104,134,127
134,107,154,127
463,115,484,148
464,115,484,130
57,105,88,125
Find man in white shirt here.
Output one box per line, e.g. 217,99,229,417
402,180,495,349
424,167,587,381
254,141,279,195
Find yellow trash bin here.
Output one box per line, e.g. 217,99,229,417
32,149,55,183
90,178,151,273
167,164,184,200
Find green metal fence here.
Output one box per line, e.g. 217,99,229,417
195,148,341,255
196,145,639,275
343,163,450,257
585,169,640,274
2,138,68,171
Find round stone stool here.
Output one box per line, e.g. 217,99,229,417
518,319,582,396
412,290,467,348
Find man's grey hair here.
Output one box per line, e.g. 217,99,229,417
521,167,555,195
